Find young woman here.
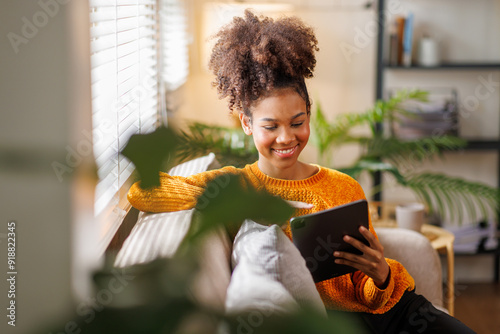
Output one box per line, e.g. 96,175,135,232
128,10,474,334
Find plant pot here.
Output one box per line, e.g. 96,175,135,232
396,203,425,232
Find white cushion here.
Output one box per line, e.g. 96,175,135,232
226,220,326,316
225,256,300,316
114,153,216,268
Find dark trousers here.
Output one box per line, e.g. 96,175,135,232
329,290,476,334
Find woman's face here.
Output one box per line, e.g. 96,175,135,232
239,88,310,179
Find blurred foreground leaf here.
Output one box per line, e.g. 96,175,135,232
120,126,179,188
42,253,364,334
42,255,201,334
223,308,366,334
182,174,295,244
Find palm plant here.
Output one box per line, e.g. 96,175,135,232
176,121,258,168
311,89,499,225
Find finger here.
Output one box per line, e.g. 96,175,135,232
359,226,375,243
343,234,371,254
334,256,365,272
334,250,368,267
343,234,384,262
358,226,383,251
285,200,314,209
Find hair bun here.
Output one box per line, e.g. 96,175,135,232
209,10,319,114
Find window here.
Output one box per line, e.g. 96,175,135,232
89,0,190,254
89,0,160,253
160,0,189,91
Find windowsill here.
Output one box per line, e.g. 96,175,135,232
95,174,136,257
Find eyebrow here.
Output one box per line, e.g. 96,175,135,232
259,112,306,122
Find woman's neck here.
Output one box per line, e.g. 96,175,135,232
257,160,318,180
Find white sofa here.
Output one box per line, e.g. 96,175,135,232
112,153,446,326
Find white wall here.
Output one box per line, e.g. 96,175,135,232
0,0,95,332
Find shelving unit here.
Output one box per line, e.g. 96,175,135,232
375,0,500,282
385,63,500,70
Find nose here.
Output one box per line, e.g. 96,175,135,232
276,127,295,145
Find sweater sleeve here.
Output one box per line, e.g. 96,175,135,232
127,166,240,212
352,258,414,310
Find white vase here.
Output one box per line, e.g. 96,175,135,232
417,37,440,67
396,203,425,232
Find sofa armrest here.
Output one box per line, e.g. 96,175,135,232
376,227,444,309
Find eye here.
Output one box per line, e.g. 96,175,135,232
291,122,304,128
263,125,277,130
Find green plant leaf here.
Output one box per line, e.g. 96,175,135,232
368,136,466,168
340,159,407,186
177,121,258,168
311,89,429,157
120,126,179,189
224,307,364,334
311,88,499,225
406,173,500,224
181,174,295,245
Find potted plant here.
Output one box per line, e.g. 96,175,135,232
176,121,258,168
311,89,499,225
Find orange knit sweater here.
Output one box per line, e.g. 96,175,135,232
127,162,415,314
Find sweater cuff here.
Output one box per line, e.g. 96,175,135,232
363,270,395,310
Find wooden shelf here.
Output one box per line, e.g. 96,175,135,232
384,63,500,70
464,140,500,151
455,247,500,256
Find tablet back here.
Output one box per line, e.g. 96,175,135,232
290,199,369,283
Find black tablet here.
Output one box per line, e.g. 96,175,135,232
290,199,370,283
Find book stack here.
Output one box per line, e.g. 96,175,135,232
388,13,414,67
392,91,459,139
445,222,499,254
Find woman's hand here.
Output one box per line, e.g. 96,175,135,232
333,226,390,288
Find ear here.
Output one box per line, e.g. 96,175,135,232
239,113,253,135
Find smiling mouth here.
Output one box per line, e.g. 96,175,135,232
273,145,298,157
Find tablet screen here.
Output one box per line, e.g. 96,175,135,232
290,199,370,282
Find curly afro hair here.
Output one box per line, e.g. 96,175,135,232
208,9,319,116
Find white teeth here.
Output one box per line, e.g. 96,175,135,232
275,147,295,154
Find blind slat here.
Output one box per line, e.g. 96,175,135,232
161,0,189,90
90,0,156,8
91,0,160,218
117,40,139,57
91,48,116,68
91,0,187,220
96,154,118,177
91,34,116,53
141,118,157,133
118,123,140,151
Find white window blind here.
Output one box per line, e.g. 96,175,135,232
89,0,160,248
160,0,189,90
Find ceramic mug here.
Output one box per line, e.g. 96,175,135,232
396,203,425,232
